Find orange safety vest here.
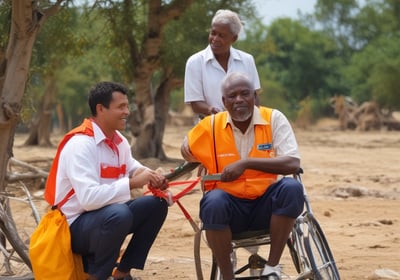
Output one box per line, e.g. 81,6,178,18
188,107,278,199
44,119,94,206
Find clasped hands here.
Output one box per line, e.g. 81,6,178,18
147,170,169,190
129,168,169,190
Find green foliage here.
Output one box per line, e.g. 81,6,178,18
258,19,343,112
57,66,93,125
25,3,120,130
340,0,400,109
314,0,360,56
161,2,211,78
22,5,84,126
0,1,11,49
170,88,185,112
94,0,148,82
12,0,400,132
344,35,400,108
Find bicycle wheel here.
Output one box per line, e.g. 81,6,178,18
303,214,340,280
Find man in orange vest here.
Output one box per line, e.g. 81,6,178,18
46,81,168,280
181,72,304,280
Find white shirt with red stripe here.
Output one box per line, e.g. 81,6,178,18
55,121,144,225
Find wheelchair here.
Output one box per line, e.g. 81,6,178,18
192,168,341,280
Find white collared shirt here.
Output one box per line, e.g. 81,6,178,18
184,45,261,111
55,121,143,224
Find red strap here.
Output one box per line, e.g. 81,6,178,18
45,118,94,205
145,177,200,202
176,200,192,220
52,189,75,210
146,177,201,233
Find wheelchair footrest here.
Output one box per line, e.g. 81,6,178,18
235,253,267,275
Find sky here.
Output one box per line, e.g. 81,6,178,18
253,0,317,24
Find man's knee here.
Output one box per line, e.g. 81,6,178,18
133,196,168,217
103,204,133,229
200,190,231,229
200,189,230,212
273,178,304,218
281,177,303,196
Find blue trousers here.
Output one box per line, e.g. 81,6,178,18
200,177,304,234
70,196,168,280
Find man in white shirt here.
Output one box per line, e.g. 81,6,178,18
47,82,168,280
184,9,261,119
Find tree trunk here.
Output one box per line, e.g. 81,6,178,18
0,1,43,191
0,1,43,271
130,0,194,159
24,75,56,147
0,0,63,269
56,102,65,134
153,69,183,160
131,69,157,159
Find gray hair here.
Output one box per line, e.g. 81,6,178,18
221,72,253,93
211,9,243,36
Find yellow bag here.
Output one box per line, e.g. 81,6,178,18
29,208,87,280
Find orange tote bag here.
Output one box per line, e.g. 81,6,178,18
29,207,87,280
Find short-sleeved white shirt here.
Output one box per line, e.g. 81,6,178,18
56,121,144,224
184,45,261,112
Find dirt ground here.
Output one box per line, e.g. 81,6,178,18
7,118,400,279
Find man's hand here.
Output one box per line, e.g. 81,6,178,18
220,160,246,182
148,171,169,190
181,137,199,162
208,106,220,115
130,168,168,190
190,101,221,116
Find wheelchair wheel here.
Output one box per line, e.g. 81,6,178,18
210,250,240,280
303,214,340,280
288,216,314,279
210,254,223,280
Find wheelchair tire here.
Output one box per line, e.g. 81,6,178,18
303,214,341,280
210,254,223,280
288,216,314,279
287,237,302,274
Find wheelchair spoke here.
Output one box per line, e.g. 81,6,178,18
303,214,341,280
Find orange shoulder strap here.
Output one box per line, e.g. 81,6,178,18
44,119,94,206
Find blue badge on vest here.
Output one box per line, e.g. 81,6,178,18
257,143,272,151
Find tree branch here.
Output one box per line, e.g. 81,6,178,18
6,158,48,183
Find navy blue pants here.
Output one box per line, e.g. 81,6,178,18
200,177,304,234
70,196,168,280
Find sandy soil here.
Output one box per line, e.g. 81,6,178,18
7,119,400,279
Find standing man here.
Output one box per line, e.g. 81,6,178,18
45,81,168,280
184,9,261,119
181,72,304,280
